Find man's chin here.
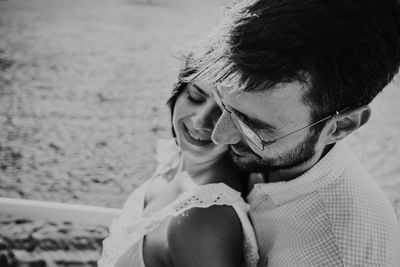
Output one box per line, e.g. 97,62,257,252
229,147,289,173
229,149,268,173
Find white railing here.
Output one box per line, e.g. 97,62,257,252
0,197,121,227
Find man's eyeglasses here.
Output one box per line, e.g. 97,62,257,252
211,86,349,151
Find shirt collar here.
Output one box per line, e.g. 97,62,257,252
247,143,348,205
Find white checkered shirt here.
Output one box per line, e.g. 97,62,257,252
247,143,400,267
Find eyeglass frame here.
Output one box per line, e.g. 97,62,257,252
211,86,352,151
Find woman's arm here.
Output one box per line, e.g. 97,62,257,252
167,205,244,267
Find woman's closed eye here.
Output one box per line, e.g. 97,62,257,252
186,90,205,104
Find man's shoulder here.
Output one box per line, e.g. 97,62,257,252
248,145,400,267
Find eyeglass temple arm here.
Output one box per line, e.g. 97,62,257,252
262,110,345,145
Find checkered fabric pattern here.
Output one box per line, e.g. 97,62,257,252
247,143,400,267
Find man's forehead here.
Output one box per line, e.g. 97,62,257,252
218,81,311,127
219,81,309,105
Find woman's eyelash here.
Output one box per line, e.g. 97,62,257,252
186,92,204,104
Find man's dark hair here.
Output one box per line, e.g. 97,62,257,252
192,0,400,123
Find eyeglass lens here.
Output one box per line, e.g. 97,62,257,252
212,87,264,150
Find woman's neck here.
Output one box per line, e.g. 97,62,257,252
181,153,221,181
180,153,246,193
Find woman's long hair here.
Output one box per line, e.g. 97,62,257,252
166,54,197,139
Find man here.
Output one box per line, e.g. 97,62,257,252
190,0,400,266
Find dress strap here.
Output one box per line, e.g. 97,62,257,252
168,182,248,214
133,183,259,267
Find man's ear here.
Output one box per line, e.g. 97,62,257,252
324,106,371,144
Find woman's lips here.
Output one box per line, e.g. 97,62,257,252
183,124,212,146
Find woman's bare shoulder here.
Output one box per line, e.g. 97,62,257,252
167,205,243,267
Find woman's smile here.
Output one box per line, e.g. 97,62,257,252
182,123,213,146
172,82,227,159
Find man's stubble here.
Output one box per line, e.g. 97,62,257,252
229,129,321,173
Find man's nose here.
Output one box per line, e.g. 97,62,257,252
211,111,242,145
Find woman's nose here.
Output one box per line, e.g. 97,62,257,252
192,103,222,132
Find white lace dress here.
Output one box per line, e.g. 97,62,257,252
98,139,259,267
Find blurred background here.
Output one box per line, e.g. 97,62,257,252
0,0,231,208
0,0,230,265
0,0,399,265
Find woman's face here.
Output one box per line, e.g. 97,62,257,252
172,82,227,161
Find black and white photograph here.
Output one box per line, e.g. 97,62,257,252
1,0,400,266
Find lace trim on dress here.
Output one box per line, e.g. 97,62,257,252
99,139,259,267
99,183,259,267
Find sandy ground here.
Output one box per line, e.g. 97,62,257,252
0,0,399,218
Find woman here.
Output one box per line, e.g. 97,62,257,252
98,58,258,267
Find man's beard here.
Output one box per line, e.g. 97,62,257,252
229,129,321,173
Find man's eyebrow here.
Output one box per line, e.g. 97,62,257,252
229,105,276,130
191,84,209,97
